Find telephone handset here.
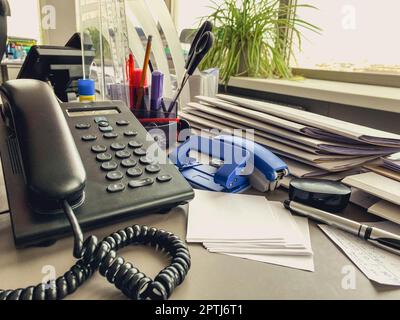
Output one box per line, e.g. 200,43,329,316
0,79,192,300
1,79,87,213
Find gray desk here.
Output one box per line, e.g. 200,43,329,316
0,166,399,299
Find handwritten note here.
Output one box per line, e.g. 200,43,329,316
319,222,400,286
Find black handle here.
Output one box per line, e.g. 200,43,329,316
186,32,214,76
185,21,213,70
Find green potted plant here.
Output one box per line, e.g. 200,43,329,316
200,0,320,85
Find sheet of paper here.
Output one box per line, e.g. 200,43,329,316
226,217,315,272
319,222,400,286
368,200,400,225
187,190,285,242
343,172,400,206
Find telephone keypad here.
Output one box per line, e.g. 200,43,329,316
77,115,174,193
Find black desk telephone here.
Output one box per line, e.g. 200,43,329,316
0,79,194,300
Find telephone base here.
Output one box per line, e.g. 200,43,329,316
0,100,194,248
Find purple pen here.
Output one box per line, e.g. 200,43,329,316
151,71,164,111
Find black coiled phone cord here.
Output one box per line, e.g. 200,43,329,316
0,201,191,300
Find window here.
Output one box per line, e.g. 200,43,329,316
293,0,400,75
173,0,224,34
7,0,41,42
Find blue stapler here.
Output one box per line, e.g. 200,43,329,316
169,135,289,193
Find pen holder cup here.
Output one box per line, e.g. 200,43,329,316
131,98,178,121
130,87,149,112
131,100,191,149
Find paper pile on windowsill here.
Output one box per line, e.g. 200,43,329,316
187,190,314,272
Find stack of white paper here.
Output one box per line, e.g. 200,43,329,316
182,95,400,175
187,190,314,272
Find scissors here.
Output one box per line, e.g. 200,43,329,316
168,21,214,113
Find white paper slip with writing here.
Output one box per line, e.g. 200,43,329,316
319,222,400,286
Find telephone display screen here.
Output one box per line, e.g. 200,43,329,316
67,108,120,118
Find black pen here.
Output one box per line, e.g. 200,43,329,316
284,200,400,256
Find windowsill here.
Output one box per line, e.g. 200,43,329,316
227,77,400,114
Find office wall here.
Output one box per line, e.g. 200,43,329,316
39,0,77,45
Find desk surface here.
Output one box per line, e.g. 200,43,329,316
1,187,400,300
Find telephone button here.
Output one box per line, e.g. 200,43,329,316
107,183,125,193
127,167,143,178
116,150,131,159
133,148,147,156
106,171,124,181
104,132,119,139
140,157,154,165
76,123,91,130
117,120,130,126
92,145,107,153
97,153,113,162
98,121,110,128
111,143,126,151
157,175,173,183
82,135,97,142
121,159,137,168
129,178,154,189
146,164,161,174
95,117,108,123
101,161,118,171
124,130,138,137
128,141,143,149
100,126,114,133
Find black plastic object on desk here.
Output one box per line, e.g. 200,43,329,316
0,81,194,248
289,178,352,213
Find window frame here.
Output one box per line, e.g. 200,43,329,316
169,0,400,89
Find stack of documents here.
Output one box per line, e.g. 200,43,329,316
181,95,400,183
187,190,314,272
343,171,400,225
